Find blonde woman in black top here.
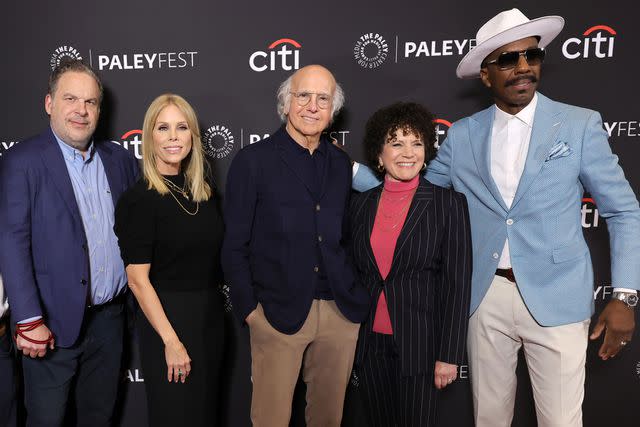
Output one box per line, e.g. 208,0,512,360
115,94,224,426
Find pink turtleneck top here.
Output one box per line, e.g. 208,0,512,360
370,175,419,334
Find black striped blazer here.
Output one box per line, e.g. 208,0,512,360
349,177,472,376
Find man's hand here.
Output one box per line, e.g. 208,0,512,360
590,299,635,360
434,360,458,389
16,323,55,358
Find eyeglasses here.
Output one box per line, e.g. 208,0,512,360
484,48,546,70
290,91,332,109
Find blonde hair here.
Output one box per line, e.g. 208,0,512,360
141,94,211,202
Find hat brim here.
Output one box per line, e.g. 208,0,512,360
456,16,565,79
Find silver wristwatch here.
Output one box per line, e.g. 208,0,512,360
612,292,638,308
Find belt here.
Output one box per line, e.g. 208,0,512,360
86,292,126,311
495,268,516,283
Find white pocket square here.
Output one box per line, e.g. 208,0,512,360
546,142,572,161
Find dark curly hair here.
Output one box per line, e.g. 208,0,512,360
363,102,437,179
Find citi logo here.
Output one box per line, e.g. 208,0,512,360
581,197,600,229
562,25,616,59
434,119,451,149
112,130,143,160
249,38,301,72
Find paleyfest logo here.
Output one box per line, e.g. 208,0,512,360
97,51,198,71
353,33,389,69
562,25,616,59
50,45,83,70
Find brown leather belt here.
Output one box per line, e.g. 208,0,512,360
495,268,516,283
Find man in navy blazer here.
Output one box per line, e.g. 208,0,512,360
353,9,639,427
222,65,369,426
0,60,138,426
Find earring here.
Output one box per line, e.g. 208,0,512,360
377,163,384,172
421,163,427,171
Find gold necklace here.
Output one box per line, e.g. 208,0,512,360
165,186,199,216
162,177,189,199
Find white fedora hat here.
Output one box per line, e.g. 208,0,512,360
456,8,564,79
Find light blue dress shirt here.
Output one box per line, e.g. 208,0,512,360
54,131,127,305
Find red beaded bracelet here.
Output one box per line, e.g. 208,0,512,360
14,318,54,345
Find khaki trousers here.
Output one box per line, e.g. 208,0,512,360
468,275,589,427
248,299,360,427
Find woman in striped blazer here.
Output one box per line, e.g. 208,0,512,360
349,102,472,426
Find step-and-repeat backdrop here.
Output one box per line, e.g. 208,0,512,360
2,1,639,426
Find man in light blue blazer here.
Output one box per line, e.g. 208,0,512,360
353,9,639,427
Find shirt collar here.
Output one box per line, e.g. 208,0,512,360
283,127,327,157
494,92,538,129
52,127,95,163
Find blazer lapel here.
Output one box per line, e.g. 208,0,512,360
469,107,509,212
388,179,433,276
511,94,564,210
275,131,316,198
364,186,383,278
39,130,83,225
316,141,331,201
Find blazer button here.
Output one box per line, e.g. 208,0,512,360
81,279,87,285
506,218,514,225
318,235,323,242
492,253,499,259
313,266,319,273
316,204,321,212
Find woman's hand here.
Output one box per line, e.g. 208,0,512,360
434,360,457,389
164,339,191,383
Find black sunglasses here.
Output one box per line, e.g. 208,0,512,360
484,48,546,70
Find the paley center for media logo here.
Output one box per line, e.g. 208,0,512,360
249,38,301,72
562,25,616,59
202,125,235,159
353,33,389,69
50,45,83,70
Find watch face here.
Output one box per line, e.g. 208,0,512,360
627,294,639,307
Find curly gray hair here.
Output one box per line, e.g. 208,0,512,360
276,73,345,122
